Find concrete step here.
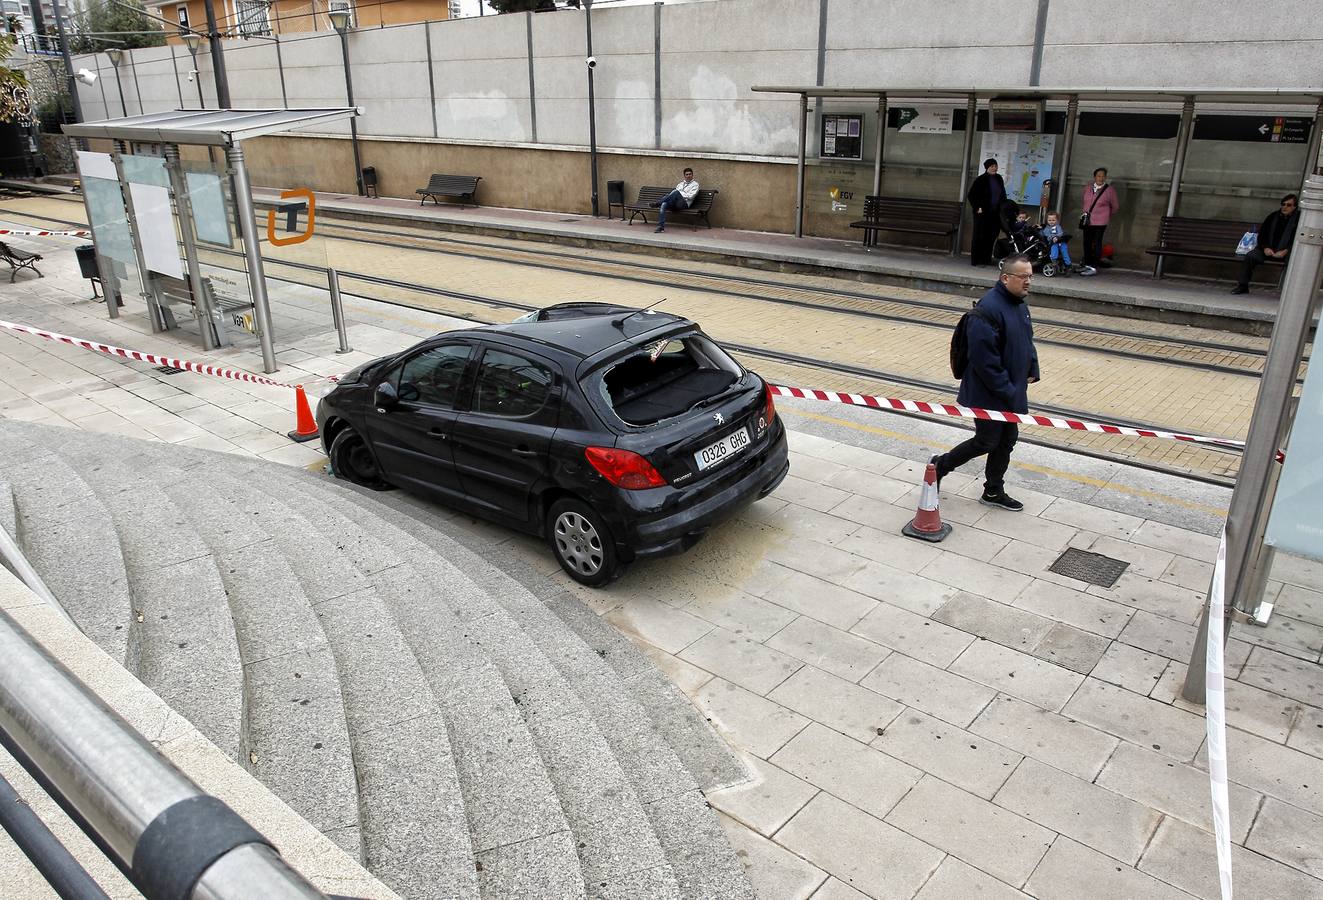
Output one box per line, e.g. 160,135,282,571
203,469,481,900
43,442,244,760
242,463,680,897
337,488,755,900
212,460,585,899
0,480,16,540
2,435,135,668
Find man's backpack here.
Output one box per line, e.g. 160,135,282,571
950,306,999,379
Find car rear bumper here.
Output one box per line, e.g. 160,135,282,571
614,429,789,561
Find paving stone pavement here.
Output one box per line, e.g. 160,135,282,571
2,233,1323,899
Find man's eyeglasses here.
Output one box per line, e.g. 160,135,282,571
1003,271,1033,281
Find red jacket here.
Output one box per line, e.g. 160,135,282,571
1081,182,1119,226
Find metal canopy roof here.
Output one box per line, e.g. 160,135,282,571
751,86,1323,106
62,107,361,147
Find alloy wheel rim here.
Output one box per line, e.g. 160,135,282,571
554,511,603,576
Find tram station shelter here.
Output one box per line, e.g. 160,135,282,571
62,108,359,374
752,85,1323,275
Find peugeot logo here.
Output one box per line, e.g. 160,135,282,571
713,412,725,425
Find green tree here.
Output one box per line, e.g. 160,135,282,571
0,34,32,123
70,0,166,53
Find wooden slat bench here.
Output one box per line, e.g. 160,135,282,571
1146,216,1286,279
0,241,42,282
624,186,719,229
416,174,482,208
849,195,963,251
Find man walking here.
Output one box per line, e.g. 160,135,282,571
966,158,1005,266
932,254,1040,511
651,167,699,233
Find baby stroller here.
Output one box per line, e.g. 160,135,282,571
992,200,1052,271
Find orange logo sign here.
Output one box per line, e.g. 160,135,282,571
266,188,316,246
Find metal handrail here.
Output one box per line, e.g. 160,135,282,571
0,517,73,627
0,607,331,899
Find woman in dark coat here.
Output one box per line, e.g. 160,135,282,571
967,158,1006,267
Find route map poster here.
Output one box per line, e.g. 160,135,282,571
979,132,1057,205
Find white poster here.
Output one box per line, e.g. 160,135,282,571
895,106,955,134
1266,355,1323,561
979,132,1056,205
130,181,183,280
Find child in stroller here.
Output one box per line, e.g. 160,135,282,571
1041,211,1094,277
993,201,1049,268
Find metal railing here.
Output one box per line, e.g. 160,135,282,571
0,588,339,899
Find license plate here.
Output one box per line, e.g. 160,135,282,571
695,427,751,471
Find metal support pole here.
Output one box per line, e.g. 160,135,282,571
954,94,977,256
872,93,887,197
1302,99,1323,186
226,144,278,374
794,93,808,238
110,143,167,333
203,0,231,108
584,0,600,217
50,0,86,147
111,64,127,117
1183,174,1323,703
163,144,217,351
327,268,351,354
1155,96,1194,278
0,773,110,900
338,29,364,196
1055,94,1078,217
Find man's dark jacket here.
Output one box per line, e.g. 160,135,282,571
1258,209,1299,253
959,281,1040,414
967,172,1006,217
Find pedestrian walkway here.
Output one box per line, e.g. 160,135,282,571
252,186,1290,333
2,235,1321,899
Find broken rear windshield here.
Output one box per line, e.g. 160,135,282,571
593,334,744,426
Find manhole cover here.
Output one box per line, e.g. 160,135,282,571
1048,548,1129,588
156,365,185,375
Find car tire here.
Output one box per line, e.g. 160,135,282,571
547,498,620,588
328,427,391,491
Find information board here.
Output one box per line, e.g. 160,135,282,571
895,106,954,134
979,133,1056,206
820,114,863,160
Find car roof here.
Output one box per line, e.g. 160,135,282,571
462,309,693,359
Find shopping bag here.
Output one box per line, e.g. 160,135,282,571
1235,231,1257,256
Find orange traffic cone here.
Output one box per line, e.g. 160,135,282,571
902,462,952,542
287,385,320,443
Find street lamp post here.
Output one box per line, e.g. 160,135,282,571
329,8,364,197
106,48,128,117
202,0,231,108
583,0,599,217
182,31,205,108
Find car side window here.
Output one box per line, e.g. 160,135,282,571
395,345,471,408
472,349,554,419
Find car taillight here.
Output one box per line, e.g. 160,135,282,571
764,381,777,425
584,446,668,490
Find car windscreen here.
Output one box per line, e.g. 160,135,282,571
590,333,745,427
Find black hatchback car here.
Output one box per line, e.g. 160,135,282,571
317,303,789,586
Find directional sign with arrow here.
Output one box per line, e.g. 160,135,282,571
1194,114,1312,143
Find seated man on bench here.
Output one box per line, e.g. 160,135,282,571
1232,193,1298,295
650,167,699,233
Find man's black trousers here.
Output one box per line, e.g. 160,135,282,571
938,420,1018,494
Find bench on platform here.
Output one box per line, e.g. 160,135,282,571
624,186,719,229
416,174,482,208
849,195,963,251
0,241,42,282
1146,216,1286,279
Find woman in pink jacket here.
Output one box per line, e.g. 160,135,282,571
1080,167,1119,271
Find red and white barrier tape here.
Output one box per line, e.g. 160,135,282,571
0,319,295,388
769,383,1247,453
0,229,91,237
1205,527,1234,900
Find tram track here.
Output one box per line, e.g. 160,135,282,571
0,197,1304,382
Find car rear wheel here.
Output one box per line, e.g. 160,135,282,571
329,427,390,491
547,498,620,587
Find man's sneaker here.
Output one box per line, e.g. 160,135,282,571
980,490,1024,511
649,201,661,208
929,454,944,491
654,226,665,233
1231,284,1249,295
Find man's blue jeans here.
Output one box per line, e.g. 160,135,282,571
657,189,691,227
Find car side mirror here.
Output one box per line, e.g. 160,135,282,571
374,382,398,411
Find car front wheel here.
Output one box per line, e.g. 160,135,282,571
547,498,620,587
328,427,390,490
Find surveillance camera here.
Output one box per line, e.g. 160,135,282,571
586,56,597,68
187,70,195,82
75,67,97,86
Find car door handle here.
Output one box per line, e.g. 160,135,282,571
511,446,538,457
427,427,448,440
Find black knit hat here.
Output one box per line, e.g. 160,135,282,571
983,158,998,169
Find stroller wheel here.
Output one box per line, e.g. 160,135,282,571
1042,262,1057,277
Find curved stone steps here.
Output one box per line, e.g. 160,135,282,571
243,464,682,899
333,488,755,900
42,442,244,760
0,480,16,539
214,462,591,898
200,468,481,900
4,443,135,668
